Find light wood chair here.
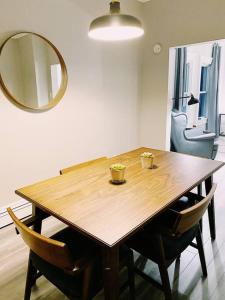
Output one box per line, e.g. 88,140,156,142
127,184,217,300
8,208,135,300
60,157,107,175
18,158,108,234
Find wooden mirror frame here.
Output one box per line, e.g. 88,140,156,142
0,32,68,111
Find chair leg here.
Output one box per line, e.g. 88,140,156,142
127,251,135,300
32,206,43,234
205,176,216,240
197,184,204,232
199,219,203,232
24,255,37,300
134,255,148,271
157,236,172,300
196,227,207,277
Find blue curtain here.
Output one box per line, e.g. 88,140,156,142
207,43,221,135
173,47,187,112
198,67,208,117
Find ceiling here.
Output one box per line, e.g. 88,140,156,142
137,0,151,3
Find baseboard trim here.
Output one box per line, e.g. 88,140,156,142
0,200,32,229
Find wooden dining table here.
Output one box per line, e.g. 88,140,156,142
15,147,224,300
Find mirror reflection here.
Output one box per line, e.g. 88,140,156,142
0,32,67,110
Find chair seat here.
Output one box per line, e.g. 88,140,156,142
31,250,101,299
127,185,216,300
51,227,97,262
127,193,200,261
169,195,196,212
31,227,101,299
128,224,198,261
31,227,132,299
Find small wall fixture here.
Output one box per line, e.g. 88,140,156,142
88,0,144,41
172,94,199,106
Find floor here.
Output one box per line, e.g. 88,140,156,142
1,138,225,300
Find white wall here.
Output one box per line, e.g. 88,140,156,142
140,0,225,150
0,0,143,207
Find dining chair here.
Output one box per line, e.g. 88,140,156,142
127,184,216,300
8,208,135,300
60,157,108,175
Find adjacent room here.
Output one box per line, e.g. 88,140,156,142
169,39,225,162
1,1,225,300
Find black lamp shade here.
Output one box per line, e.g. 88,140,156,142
188,94,199,106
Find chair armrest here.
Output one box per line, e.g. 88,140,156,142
203,130,212,134
185,133,216,141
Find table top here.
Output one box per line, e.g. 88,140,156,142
16,148,224,247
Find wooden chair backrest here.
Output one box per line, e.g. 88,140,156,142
172,183,217,235
60,156,107,175
7,208,75,272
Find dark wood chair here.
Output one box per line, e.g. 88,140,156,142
60,157,108,175
8,208,135,300
127,184,216,300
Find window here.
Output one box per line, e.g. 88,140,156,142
181,62,190,112
184,63,190,95
198,66,208,117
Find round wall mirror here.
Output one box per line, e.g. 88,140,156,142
0,32,67,110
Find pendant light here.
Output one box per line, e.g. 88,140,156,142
88,0,144,41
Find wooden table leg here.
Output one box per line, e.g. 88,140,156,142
102,245,119,300
32,206,42,234
205,176,216,240
197,184,202,196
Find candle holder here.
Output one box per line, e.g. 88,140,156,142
140,152,154,169
110,163,126,184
